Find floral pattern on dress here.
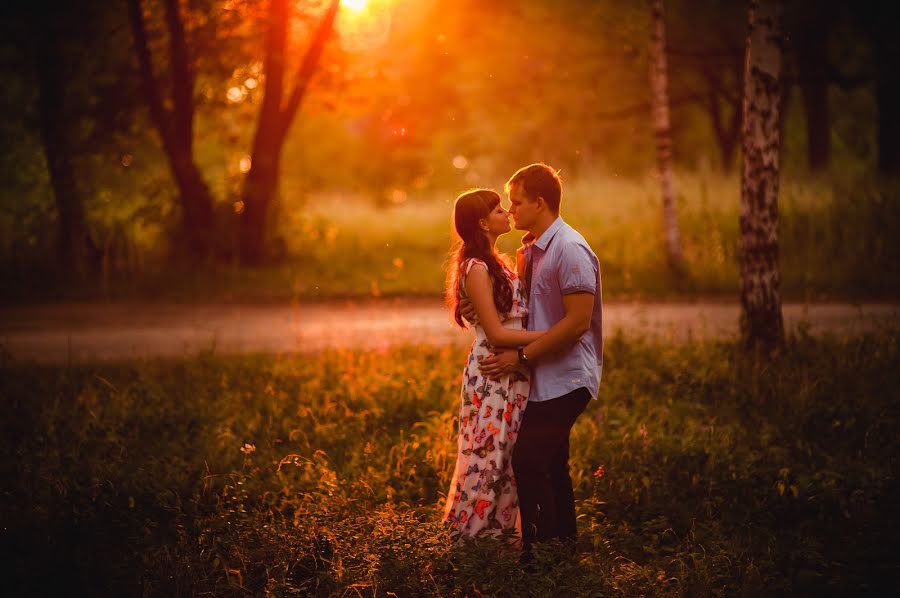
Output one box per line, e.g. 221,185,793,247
443,258,530,542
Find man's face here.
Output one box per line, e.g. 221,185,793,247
507,183,540,231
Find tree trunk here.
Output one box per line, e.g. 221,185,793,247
239,0,340,264
796,24,831,172
240,146,281,265
876,70,900,174
800,77,829,171
35,11,95,275
127,0,215,261
704,73,742,172
722,102,742,171
739,0,785,352
172,154,216,258
648,0,685,275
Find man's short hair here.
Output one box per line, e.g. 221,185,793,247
505,163,562,214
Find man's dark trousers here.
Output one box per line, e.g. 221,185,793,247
512,386,591,552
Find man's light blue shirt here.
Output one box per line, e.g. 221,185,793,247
520,216,603,402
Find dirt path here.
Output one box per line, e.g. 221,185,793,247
0,300,896,364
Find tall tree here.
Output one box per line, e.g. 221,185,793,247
785,1,836,172
700,56,743,171
739,0,785,351
648,0,685,275
239,0,341,264
665,0,746,172
0,0,144,283
127,0,216,260
867,8,900,175
33,6,97,275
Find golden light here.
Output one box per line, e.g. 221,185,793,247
226,86,245,103
342,0,368,12
337,0,390,52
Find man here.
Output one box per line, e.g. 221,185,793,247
466,163,603,557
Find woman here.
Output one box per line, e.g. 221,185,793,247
442,189,545,542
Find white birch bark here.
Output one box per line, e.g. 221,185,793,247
648,0,684,273
739,0,785,350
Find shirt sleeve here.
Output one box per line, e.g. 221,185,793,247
557,242,598,295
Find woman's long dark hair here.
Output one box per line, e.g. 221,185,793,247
445,189,514,328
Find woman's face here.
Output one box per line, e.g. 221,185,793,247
482,202,511,238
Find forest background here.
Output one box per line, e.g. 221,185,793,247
2,0,897,303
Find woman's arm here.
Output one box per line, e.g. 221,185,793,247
464,263,544,347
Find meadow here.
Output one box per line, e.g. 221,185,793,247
6,172,899,303
290,172,900,301
2,330,898,596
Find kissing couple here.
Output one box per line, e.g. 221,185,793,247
442,163,603,560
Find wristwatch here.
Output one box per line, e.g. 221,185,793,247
517,346,530,366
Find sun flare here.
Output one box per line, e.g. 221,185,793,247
342,0,368,12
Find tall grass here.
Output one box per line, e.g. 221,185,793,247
285,172,900,300
4,172,898,302
2,332,898,595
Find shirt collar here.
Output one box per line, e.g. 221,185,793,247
522,215,564,252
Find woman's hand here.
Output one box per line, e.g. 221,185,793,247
459,297,478,324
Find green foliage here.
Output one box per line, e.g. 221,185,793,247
8,172,896,302
2,332,898,595
1,0,893,282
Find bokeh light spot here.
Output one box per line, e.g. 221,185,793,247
226,87,245,103
389,188,407,204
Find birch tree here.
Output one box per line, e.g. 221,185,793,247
739,0,785,350
648,0,685,274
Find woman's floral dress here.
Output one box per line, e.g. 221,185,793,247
443,258,530,541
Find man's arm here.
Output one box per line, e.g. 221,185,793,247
520,291,593,360
479,292,593,378
480,241,597,379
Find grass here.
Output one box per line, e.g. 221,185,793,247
1,331,899,596
4,172,899,303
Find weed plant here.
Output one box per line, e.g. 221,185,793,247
1,332,898,595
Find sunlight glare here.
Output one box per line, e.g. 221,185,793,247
337,0,391,52
342,0,367,12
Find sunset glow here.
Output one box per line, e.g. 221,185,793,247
4,1,898,594
342,0,368,12
337,0,390,52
